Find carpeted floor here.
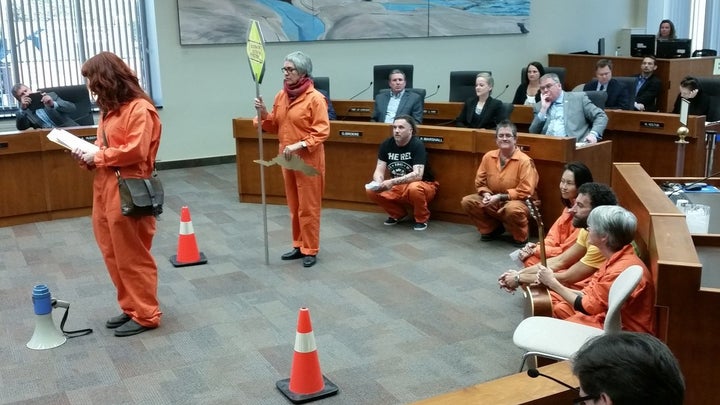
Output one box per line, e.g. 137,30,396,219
0,163,528,405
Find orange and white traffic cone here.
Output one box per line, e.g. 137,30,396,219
169,206,207,267
276,307,339,403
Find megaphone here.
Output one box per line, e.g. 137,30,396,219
26,284,66,350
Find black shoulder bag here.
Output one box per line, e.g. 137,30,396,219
102,129,164,217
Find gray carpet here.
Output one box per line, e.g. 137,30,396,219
0,163,527,404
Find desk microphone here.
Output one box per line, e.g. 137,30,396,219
666,169,720,197
527,368,579,392
349,81,373,100
425,85,441,99
494,84,510,100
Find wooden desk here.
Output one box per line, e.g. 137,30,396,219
0,127,97,227
413,361,577,405
232,119,612,225
612,163,720,405
510,105,708,177
333,99,462,126
549,53,719,113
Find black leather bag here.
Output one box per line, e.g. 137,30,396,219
116,171,164,217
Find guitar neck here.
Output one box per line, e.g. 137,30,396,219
538,226,547,267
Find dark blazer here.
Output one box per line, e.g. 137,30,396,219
371,89,424,124
15,92,79,130
632,74,662,112
455,96,505,129
672,91,713,119
512,83,541,105
317,89,337,120
583,78,631,110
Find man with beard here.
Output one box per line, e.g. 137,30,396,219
498,182,617,292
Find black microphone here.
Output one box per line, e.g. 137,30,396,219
349,81,373,100
494,84,510,100
425,85,440,99
527,368,579,392
666,170,720,197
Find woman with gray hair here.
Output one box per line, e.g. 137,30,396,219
454,72,506,129
537,205,655,332
254,51,329,268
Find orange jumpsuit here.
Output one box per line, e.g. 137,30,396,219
90,98,162,328
255,85,329,256
523,209,579,266
551,244,655,333
460,148,538,241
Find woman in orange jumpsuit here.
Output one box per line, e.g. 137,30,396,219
254,51,329,268
72,52,162,337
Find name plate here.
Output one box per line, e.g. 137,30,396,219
339,130,362,137
419,136,443,144
348,107,371,113
640,121,664,129
423,109,439,115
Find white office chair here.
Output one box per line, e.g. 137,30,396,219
512,265,644,371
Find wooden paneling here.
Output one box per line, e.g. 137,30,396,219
232,118,613,226
0,127,97,226
611,162,720,405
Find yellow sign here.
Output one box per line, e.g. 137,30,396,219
246,20,266,84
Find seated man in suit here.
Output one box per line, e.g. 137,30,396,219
582,59,631,110
371,69,423,124
12,83,79,130
632,56,662,112
529,73,608,143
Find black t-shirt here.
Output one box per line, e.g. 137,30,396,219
377,136,435,182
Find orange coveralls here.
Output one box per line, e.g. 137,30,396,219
256,85,329,256
523,209,579,266
89,98,162,328
460,148,538,241
551,244,655,333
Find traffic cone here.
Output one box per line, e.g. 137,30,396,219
276,307,338,403
169,206,208,267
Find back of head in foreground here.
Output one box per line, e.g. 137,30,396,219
572,332,685,405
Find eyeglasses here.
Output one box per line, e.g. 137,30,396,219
497,133,515,139
573,394,599,404
281,67,297,73
539,83,557,92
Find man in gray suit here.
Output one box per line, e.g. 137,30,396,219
13,83,79,130
529,73,608,143
371,69,424,124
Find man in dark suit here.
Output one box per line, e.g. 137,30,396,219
371,69,423,124
13,83,79,130
582,59,631,110
530,73,608,143
632,56,662,112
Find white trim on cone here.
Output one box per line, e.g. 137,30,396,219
294,331,317,353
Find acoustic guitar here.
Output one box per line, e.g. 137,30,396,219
522,198,553,318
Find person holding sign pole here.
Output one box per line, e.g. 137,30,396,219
253,51,329,268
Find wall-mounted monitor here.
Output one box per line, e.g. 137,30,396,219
630,34,656,57
656,38,692,59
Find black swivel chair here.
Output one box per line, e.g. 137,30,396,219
582,91,608,109
448,70,492,102
313,76,330,98
522,66,567,89
39,84,94,125
502,102,514,120
692,49,717,57
373,64,413,98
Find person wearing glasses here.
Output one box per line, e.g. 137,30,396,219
371,69,424,124
253,51,329,268
537,205,655,333
461,120,538,247
671,76,713,119
12,83,79,130
529,73,608,143
572,332,685,404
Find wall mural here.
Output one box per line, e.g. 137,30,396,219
177,0,531,45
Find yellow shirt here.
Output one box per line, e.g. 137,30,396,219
577,228,605,268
